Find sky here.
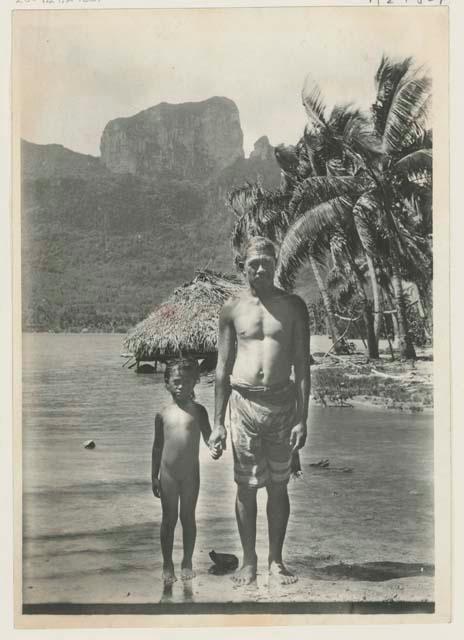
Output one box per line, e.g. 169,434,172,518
14,7,446,158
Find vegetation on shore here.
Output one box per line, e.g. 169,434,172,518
311,357,433,412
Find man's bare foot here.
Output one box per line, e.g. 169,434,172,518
181,566,196,581
162,563,177,584
269,561,298,585
231,564,257,586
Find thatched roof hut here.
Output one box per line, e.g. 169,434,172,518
124,270,244,362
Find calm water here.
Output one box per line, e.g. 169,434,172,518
22,334,434,604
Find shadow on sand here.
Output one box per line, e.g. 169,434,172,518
308,561,434,582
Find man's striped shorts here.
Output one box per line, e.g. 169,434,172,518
228,378,297,488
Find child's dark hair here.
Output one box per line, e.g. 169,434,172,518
164,358,200,385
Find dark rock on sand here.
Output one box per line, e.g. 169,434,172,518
208,550,239,575
83,440,96,449
310,458,330,468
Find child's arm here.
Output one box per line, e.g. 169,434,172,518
198,404,222,460
152,413,164,498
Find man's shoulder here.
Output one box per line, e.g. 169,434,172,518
275,289,307,310
221,292,246,314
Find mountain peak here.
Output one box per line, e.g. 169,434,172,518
249,136,274,161
100,97,244,179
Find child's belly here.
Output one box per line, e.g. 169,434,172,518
161,435,200,479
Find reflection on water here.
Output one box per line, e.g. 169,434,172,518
182,581,194,602
160,582,173,603
22,334,434,604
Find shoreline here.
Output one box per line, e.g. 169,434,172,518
340,396,434,415
23,332,434,413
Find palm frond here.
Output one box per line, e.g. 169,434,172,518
302,75,328,129
375,55,413,89
276,197,351,290
326,267,358,307
382,72,432,156
372,55,414,137
336,108,382,168
353,193,383,256
228,182,291,260
288,176,360,217
326,266,346,290
227,182,260,217
393,149,432,177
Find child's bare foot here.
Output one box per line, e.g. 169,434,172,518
162,563,177,584
268,561,298,585
231,563,257,586
181,564,196,581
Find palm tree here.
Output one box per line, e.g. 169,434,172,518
367,55,432,358
227,56,432,361
286,58,432,360
275,92,382,358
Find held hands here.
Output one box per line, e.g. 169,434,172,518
289,421,307,452
209,425,227,460
210,444,223,460
152,477,161,499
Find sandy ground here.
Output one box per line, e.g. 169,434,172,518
24,565,434,606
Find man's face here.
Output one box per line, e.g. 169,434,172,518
244,251,276,290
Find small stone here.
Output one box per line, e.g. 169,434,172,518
83,440,96,449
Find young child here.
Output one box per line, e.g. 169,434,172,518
152,358,221,583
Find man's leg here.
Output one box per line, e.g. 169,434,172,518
266,481,297,584
232,484,258,585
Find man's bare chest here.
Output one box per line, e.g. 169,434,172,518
234,302,292,341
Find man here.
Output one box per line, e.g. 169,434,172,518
209,236,310,586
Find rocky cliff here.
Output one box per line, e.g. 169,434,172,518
100,96,244,180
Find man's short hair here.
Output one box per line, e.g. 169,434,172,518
244,236,277,261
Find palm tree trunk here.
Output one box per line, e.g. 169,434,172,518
383,289,399,341
309,256,341,349
363,301,379,360
391,267,416,360
366,254,383,342
345,255,379,359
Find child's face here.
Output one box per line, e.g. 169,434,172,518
166,369,196,402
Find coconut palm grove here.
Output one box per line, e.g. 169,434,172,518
227,56,432,362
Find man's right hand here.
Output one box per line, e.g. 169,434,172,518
209,424,227,452
152,477,161,498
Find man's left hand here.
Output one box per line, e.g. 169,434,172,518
289,421,307,452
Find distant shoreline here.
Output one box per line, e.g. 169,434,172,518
21,333,433,414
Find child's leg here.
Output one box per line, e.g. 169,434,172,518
179,468,200,580
159,469,179,583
